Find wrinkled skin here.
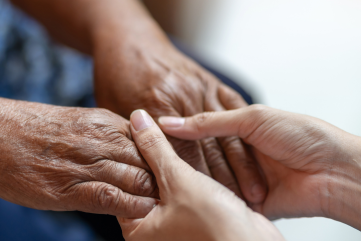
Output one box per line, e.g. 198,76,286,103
160,105,361,230
118,110,284,241
94,38,267,204
0,98,158,218
10,0,267,205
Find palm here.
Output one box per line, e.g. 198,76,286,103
160,105,349,224
247,126,335,220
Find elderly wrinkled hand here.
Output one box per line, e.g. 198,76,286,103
118,109,284,241
94,36,267,205
0,98,158,218
12,0,267,207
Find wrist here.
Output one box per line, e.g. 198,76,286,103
0,98,15,130
90,0,172,56
324,133,361,229
0,98,18,186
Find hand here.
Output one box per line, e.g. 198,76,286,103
93,31,266,204
0,98,158,218
11,0,265,207
118,110,284,241
159,105,361,228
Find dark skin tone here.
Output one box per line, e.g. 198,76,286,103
0,97,158,218
5,0,266,212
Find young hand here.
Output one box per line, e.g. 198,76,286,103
118,110,284,241
159,105,361,229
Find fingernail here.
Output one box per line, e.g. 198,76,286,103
251,184,264,199
131,110,154,131
158,117,185,128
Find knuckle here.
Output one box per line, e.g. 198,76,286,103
142,87,176,114
119,143,140,162
133,169,156,196
202,137,220,151
194,112,215,132
93,107,116,117
249,104,269,116
92,160,114,178
193,112,215,133
119,193,139,216
86,108,125,127
94,183,120,211
82,121,126,146
206,154,226,169
118,143,150,170
220,136,241,153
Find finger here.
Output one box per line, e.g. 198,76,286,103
200,137,242,198
130,110,192,196
68,181,157,218
74,111,152,172
159,107,269,203
145,106,211,176
218,85,267,204
103,140,152,172
203,84,242,197
104,113,151,171
219,136,266,204
218,84,248,108
158,108,250,140
167,136,211,176
86,160,159,198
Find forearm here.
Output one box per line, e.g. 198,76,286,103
10,0,171,54
0,98,19,138
326,134,361,230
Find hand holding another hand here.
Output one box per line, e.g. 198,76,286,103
160,105,361,229
118,110,284,241
94,38,267,205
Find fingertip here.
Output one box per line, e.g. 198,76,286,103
159,115,204,140
130,112,186,189
130,109,154,132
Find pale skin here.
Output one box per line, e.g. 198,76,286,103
158,104,361,231
118,110,284,241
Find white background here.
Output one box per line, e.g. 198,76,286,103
173,0,361,240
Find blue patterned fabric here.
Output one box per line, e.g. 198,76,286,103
0,199,97,241
0,0,94,107
0,1,97,241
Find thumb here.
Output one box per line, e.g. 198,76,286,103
158,104,274,142
130,110,191,196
